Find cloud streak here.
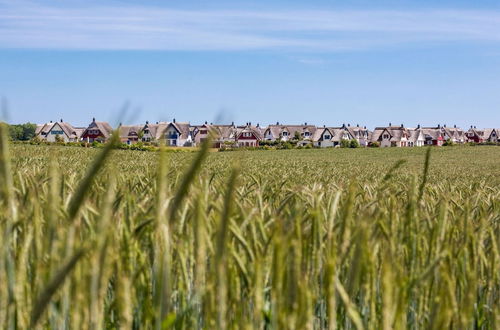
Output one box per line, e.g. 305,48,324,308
1,1,500,51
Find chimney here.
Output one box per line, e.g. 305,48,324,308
173,118,176,123
401,123,404,128
417,124,420,129
364,126,366,129
471,125,473,128
156,122,159,124
146,120,149,124
356,124,359,127
257,123,260,127
444,124,446,128
437,124,440,128
323,124,326,128
454,124,456,128
305,122,307,126
231,121,234,126
474,126,476,128
60,119,63,122
205,121,207,124
389,122,392,126
50,120,52,123
348,123,351,127
342,123,346,128
92,117,95,122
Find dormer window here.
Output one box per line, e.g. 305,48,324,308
304,132,310,137
144,130,149,134
324,134,331,140
383,134,389,139
282,132,288,136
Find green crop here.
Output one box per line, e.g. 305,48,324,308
1,129,499,329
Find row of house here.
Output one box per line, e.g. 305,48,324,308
35,118,499,148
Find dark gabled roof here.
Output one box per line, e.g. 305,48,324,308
265,124,317,139
371,126,411,142
168,122,191,139
236,125,264,140
84,119,113,138
119,125,143,139
36,122,53,135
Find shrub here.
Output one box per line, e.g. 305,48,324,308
349,139,360,148
443,139,454,146
340,139,351,148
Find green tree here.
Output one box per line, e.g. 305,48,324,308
8,125,23,140
349,139,360,148
8,123,36,141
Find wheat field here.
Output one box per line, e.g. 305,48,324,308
0,127,499,329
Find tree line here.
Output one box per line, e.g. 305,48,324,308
7,123,37,141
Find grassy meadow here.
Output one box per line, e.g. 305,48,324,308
1,133,499,328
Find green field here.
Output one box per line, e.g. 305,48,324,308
1,140,499,328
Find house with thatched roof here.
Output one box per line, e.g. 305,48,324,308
81,118,113,143
441,125,466,144
371,124,413,147
312,124,355,147
164,119,193,147
263,123,317,143
36,119,84,142
466,127,499,143
192,122,238,148
346,124,371,147
235,123,263,147
119,124,143,144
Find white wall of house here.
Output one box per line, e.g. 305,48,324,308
488,130,497,142
141,128,154,142
380,133,392,147
165,126,186,146
264,130,275,141
316,140,334,148
46,123,70,142
315,131,334,148
280,131,290,141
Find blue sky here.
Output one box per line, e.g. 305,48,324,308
1,0,499,128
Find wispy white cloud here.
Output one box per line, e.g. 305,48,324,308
0,1,500,51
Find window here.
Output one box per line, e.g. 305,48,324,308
383,134,389,139
324,135,330,140
304,132,310,137
51,130,63,135
200,130,207,134
282,132,288,136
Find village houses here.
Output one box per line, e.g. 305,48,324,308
34,118,499,148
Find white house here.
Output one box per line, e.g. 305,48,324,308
164,120,193,147
37,120,83,142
